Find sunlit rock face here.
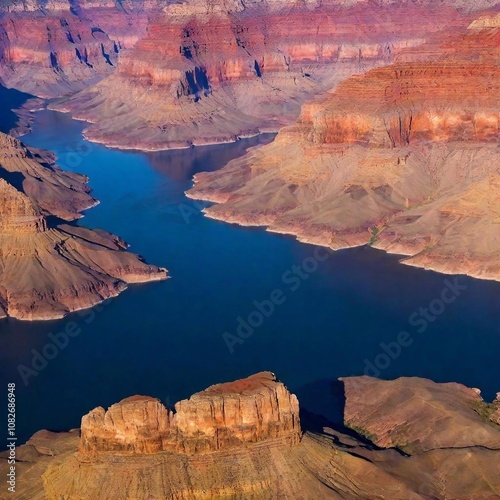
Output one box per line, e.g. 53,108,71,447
80,372,301,454
0,0,158,96
2,372,500,499
0,132,167,320
187,18,500,281
0,0,496,148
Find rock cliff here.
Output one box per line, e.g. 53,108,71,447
0,0,156,96
80,372,301,454
0,132,167,320
1,372,499,499
187,16,500,281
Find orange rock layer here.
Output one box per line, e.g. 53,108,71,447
80,372,301,454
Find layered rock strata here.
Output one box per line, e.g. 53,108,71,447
1,1,497,151
1,372,499,499
43,0,486,150
0,131,167,320
187,20,500,280
80,371,301,454
0,1,156,96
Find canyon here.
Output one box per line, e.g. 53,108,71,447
2,0,497,281
0,371,499,499
0,1,498,495
0,0,498,289
0,132,167,320
1,0,496,150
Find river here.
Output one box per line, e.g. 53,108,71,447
1,88,499,444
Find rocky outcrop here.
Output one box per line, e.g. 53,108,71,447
0,131,167,320
80,372,301,454
187,19,500,281
0,132,96,219
1,372,499,499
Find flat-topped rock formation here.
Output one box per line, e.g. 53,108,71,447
342,376,500,454
187,18,500,281
0,132,167,320
80,372,301,454
1,371,499,499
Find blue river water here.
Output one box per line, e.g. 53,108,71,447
0,88,499,444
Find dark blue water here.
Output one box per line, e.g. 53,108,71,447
0,93,499,445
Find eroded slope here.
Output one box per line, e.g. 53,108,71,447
0,132,167,320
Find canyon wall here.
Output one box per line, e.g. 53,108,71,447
0,1,157,96
2,0,484,149
1,371,499,499
1,0,498,151
0,131,167,320
187,16,500,281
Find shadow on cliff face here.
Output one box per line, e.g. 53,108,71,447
297,378,381,448
296,379,346,429
0,166,26,192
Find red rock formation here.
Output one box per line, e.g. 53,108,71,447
0,1,155,96
80,372,301,455
47,0,486,150
81,396,173,454
187,19,500,281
